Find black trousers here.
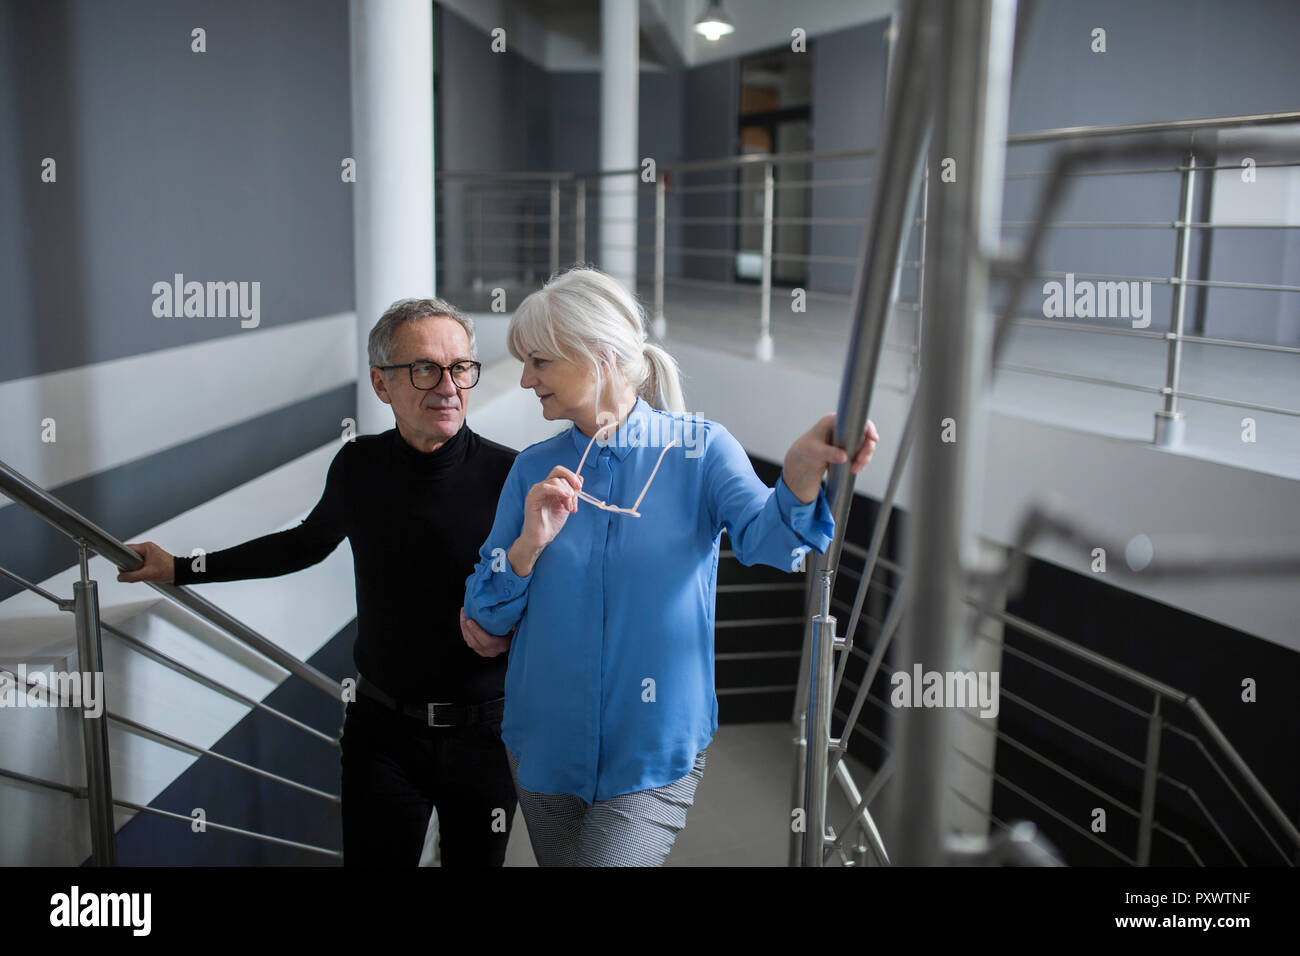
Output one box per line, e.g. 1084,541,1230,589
340,693,517,866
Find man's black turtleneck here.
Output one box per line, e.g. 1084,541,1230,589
173,423,517,704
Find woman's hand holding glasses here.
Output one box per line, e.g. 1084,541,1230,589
508,465,584,576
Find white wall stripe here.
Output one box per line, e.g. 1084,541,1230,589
0,313,356,499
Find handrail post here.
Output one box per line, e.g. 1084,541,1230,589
549,176,561,277
1154,152,1197,447
653,173,667,338
575,179,587,264
913,165,929,390
788,709,807,866
472,189,484,291
787,0,940,866
1137,693,1163,865
757,161,775,361
72,541,117,866
801,568,836,866
893,0,1016,866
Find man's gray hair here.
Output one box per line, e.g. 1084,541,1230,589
368,298,477,367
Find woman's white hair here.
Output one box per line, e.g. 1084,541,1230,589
507,267,685,414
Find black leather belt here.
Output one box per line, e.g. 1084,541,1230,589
356,675,504,728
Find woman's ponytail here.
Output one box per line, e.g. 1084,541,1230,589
639,342,685,414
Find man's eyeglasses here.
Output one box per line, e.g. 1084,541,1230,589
573,421,677,518
376,360,482,390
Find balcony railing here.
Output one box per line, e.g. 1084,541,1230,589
435,107,1300,449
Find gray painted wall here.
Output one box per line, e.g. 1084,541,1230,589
548,67,687,295
680,59,738,284
0,0,355,598
438,21,686,299
438,5,551,290
808,21,888,296
1009,0,1300,134
0,0,354,384
638,69,686,290
1002,0,1300,343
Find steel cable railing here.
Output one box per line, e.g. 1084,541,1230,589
0,456,345,864
830,542,1299,865
0,762,341,860
792,0,1297,866
436,111,1300,441
5,551,342,748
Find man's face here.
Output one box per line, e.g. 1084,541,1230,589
370,315,473,448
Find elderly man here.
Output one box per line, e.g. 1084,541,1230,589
118,299,518,867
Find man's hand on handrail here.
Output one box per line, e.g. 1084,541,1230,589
116,541,175,584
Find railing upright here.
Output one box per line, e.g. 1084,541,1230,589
575,179,586,264
72,540,117,865
654,174,666,338
913,164,929,389
892,0,1017,866
758,162,775,361
801,569,836,866
549,177,561,277
1155,151,1198,447
1136,693,1164,865
790,0,939,867
472,189,483,290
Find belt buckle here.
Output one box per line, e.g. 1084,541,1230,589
427,702,454,728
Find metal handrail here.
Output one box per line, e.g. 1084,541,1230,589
106,711,339,803
436,111,1300,184
1,662,338,802
0,766,341,859
823,19,1294,864
827,457,1299,868
831,539,1300,863
0,454,347,865
800,129,1299,866
858,545,1298,806
5,552,342,747
0,457,343,701
446,108,1300,373
792,0,942,870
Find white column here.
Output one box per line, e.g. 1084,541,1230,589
350,0,436,434
600,0,639,293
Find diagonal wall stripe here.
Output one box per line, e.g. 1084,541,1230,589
0,382,354,603
0,312,356,496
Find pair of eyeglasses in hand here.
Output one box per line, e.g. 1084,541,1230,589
573,421,677,518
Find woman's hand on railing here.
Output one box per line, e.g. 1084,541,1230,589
115,541,176,584
781,415,880,504
460,607,513,658
508,465,583,575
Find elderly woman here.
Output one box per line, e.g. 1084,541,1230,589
462,267,878,866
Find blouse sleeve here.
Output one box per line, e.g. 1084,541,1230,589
703,423,835,571
463,459,533,635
